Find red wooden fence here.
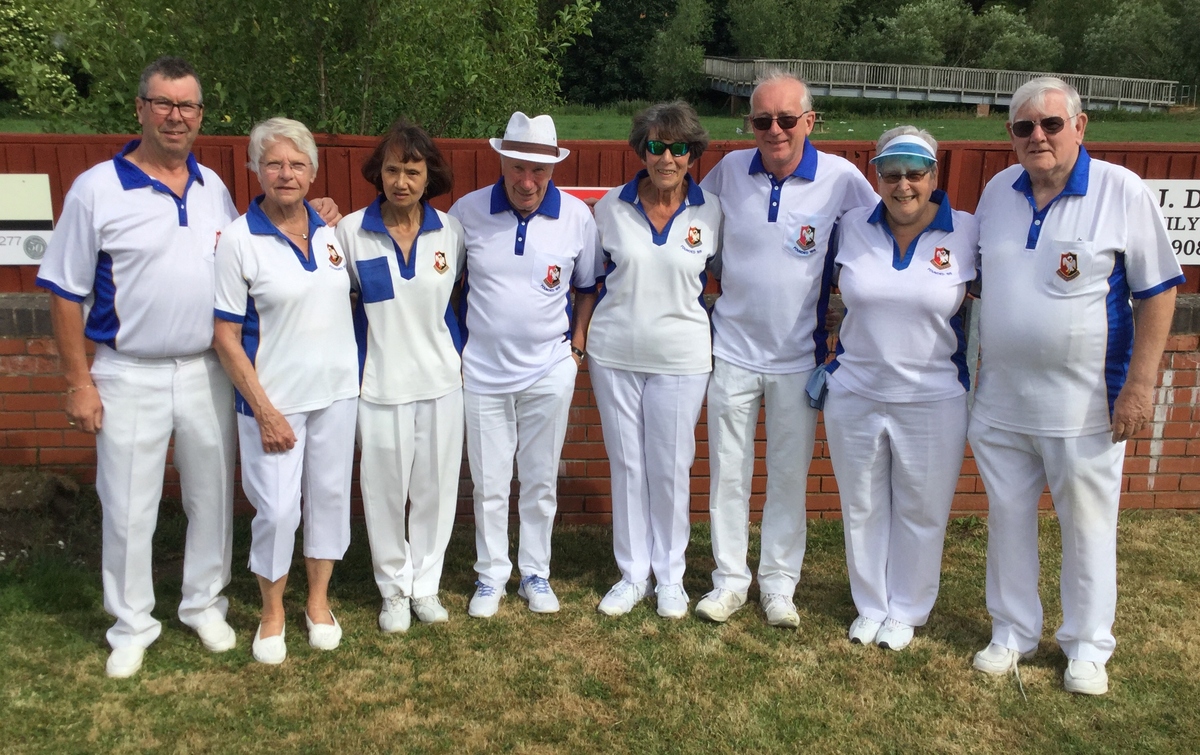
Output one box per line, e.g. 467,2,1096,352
2,134,1198,292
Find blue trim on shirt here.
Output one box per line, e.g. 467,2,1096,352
83,252,119,348
235,296,261,417
457,269,471,348
812,221,840,367
618,170,704,246
1013,146,1091,249
214,309,244,323
444,301,464,355
35,277,85,303
868,190,954,270
749,139,818,223
1134,274,1186,300
362,196,444,280
112,140,203,226
950,302,970,392
489,178,562,256
1104,254,1134,418
247,195,325,272
352,293,369,385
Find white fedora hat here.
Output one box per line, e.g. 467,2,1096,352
489,112,570,164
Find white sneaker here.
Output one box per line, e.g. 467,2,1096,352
761,593,800,629
195,619,236,653
411,595,450,624
379,594,411,633
252,625,286,665
518,575,561,613
597,579,649,616
848,615,883,645
694,588,747,623
468,581,504,618
306,611,342,650
106,646,144,678
973,643,1035,675
875,618,914,650
1064,659,1109,695
656,583,689,618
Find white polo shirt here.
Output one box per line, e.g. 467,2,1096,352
336,197,466,405
972,147,1186,437
589,172,722,375
36,140,237,358
214,198,359,416
700,142,878,374
449,179,599,394
828,190,979,402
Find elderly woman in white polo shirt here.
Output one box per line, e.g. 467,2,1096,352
823,127,978,650
213,117,358,664
589,101,722,618
335,119,466,633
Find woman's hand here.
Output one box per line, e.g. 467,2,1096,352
254,405,297,453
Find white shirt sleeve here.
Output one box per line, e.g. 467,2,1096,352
36,179,100,301
213,222,250,321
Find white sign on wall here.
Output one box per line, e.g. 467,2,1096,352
1144,180,1200,266
0,174,54,265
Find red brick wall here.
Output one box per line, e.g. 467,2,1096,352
3,329,1196,520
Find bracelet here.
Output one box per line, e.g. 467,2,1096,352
571,346,586,361
65,384,96,395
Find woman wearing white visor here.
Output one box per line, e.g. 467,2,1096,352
822,127,979,650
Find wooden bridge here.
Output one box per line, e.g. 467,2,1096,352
705,57,1181,112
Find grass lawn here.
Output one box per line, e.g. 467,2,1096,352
2,492,1198,754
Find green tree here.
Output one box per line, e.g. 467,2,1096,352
641,0,713,101
727,0,848,59
560,0,677,104
0,0,78,113
1079,0,1177,80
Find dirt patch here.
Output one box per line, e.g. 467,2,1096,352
0,467,97,566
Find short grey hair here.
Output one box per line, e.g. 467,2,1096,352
247,118,319,177
138,56,202,102
876,125,939,162
751,70,813,113
1009,76,1082,122
628,100,710,164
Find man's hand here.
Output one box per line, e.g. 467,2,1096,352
311,197,343,227
65,384,103,434
1110,380,1154,443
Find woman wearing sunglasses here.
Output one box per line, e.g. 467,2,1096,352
822,126,979,650
588,101,722,618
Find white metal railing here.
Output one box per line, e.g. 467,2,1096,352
704,57,1179,109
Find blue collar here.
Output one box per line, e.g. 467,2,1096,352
362,195,444,235
867,189,955,232
246,195,326,238
618,170,706,206
113,139,204,192
1012,145,1091,197
748,138,818,181
489,177,561,219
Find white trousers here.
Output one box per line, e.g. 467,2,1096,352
824,379,967,625
238,398,356,582
590,363,709,586
706,358,817,595
91,346,235,650
358,390,464,599
968,419,1124,663
465,357,577,587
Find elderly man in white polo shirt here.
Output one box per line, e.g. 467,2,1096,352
696,72,877,627
970,77,1184,695
449,113,599,617
36,56,339,678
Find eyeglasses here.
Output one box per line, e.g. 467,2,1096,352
1010,116,1073,138
878,169,931,184
260,161,312,176
749,112,809,131
139,97,203,119
646,140,690,157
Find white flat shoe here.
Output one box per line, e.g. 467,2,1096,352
252,624,286,665
306,611,342,650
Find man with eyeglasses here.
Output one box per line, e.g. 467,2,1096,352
969,76,1184,695
35,56,339,678
695,71,877,627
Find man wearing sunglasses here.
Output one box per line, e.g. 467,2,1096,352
36,56,340,678
695,72,877,628
970,76,1184,695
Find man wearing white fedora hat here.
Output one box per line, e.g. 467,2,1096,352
449,112,599,617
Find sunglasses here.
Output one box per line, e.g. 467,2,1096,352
749,112,808,131
1010,116,1072,138
646,140,690,157
878,169,931,184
